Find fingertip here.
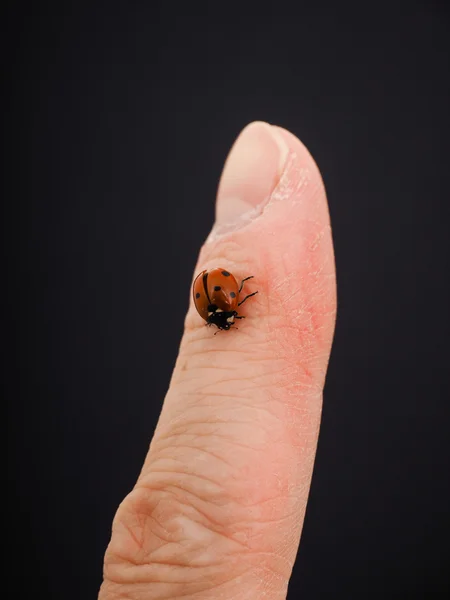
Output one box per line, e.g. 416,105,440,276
215,121,290,229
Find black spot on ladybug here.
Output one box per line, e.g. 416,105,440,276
230,291,236,298
214,285,221,291
221,270,230,276
195,292,201,298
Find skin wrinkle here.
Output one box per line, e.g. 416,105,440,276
135,457,309,537
110,553,249,572
154,418,276,448
159,413,278,430
165,404,277,428
152,436,274,478
167,370,320,421
176,346,274,361
173,359,284,382
179,364,279,382
164,399,272,424
152,412,289,474
139,482,276,553
161,363,323,433
154,433,269,460
100,583,142,600
179,336,290,362
176,377,296,402
153,442,238,471
154,394,283,433
155,407,285,434
108,537,295,590
160,392,296,430
140,469,229,500
176,336,275,359
104,564,253,591
173,342,321,395
153,392,318,460
111,495,171,553
148,493,253,554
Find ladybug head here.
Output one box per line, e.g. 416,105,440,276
207,309,236,331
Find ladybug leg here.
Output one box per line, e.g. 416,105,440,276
234,315,245,319
239,275,254,293
238,290,258,306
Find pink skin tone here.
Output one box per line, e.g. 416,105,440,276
99,122,336,600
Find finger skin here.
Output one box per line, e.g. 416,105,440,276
100,125,336,600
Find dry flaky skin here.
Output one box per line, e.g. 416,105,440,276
100,125,336,600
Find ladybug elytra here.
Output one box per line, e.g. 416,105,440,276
193,268,258,331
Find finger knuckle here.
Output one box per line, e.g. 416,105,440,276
102,477,265,597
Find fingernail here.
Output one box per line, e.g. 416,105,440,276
214,121,290,232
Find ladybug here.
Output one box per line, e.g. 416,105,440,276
193,267,258,331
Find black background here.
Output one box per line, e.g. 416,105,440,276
6,1,450,598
